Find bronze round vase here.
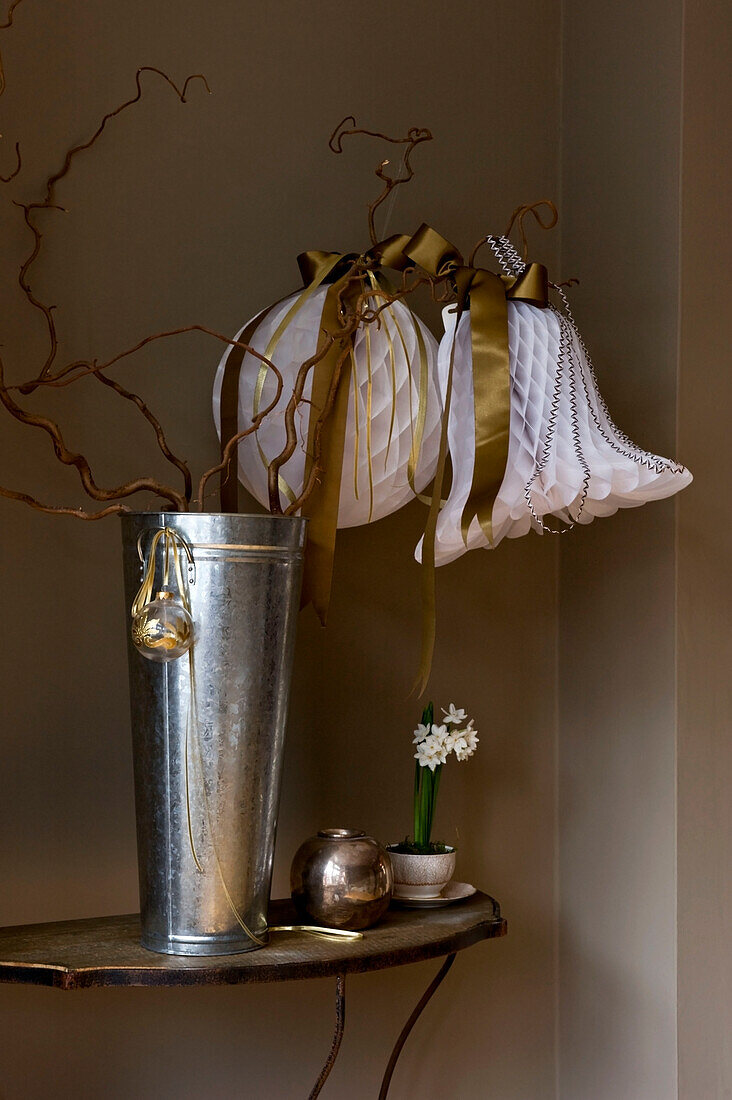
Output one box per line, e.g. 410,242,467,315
290,829,393,931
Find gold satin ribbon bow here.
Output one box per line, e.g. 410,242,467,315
218,235,416,626
403,223,550,694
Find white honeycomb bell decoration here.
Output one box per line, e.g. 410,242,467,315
213,287,442,527
417,236,692,566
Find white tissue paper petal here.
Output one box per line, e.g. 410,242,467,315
213,287,442,528
416,301,692,565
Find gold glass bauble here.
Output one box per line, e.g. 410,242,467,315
131,589,193,662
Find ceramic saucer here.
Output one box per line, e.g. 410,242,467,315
390,881,477,909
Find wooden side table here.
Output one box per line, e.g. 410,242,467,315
0,892,506,1098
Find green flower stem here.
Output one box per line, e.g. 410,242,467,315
413,760,421,847
411,701,451,850
430,765,442,838
413,701,436,849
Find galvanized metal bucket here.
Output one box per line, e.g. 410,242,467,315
121,512,307,956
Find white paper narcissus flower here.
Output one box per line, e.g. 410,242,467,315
412,723,431,744
412,707,478,768
414,732,448,771
449,732,469,757
413,741,435,770
454,723,479,761
430,723,449,747
465,725,479,754
442,703,467,725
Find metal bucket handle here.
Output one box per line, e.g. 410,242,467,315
136,527,196,587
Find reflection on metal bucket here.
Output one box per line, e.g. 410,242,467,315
121,512,306,956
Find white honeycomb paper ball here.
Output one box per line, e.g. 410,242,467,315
213,287,442,527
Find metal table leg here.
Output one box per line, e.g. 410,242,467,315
309,973,346,1099
378,952,457,1100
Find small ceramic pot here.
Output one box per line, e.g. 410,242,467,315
291,829,393,930
387,846,457,899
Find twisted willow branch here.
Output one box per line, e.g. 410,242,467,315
0,0,23,99
329,116,433,245
16,66,211,392
91,370,193,504
0,63,244,517
0,354,188,509
0,485,129,519
1,93,437,521
0,141,20,182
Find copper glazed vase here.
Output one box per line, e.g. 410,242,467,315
290,829,393,931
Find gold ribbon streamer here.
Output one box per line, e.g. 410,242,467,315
295,236,416,625
131,528,191,621
404,223,550,693
412,307,460,696
268,925,364,941
298,263,357,624
455,267,510,545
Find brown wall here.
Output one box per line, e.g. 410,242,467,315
677,2,732,1095
0,3,561,1097
559,2,732,1098
558,2,683,1096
